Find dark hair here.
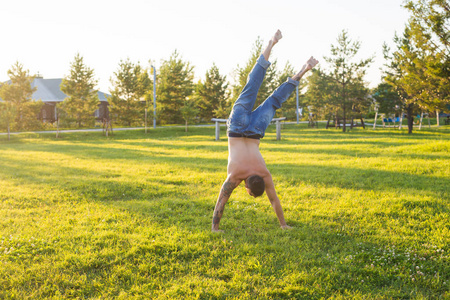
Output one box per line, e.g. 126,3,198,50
247,175,265,197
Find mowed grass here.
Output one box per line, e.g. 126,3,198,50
0,125,449,299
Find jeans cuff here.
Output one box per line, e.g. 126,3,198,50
257,54,271,69
287,77,299,86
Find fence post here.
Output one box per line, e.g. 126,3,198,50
373,111,378,129
276,120,281,140
145,108,148,134
215,121,220,141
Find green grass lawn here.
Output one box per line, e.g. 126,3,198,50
0,125,449,299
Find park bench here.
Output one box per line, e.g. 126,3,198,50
211,117,286,141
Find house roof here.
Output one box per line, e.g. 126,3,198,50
31,78,68,102
1,77,110,103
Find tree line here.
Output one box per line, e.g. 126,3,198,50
1,0,449,136
304,0,449,133
378,0,450,133
0,39,300,134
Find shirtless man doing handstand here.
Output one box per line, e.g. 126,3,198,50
211,30,318,232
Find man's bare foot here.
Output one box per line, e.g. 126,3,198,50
292,57,319,81
212,228,224,233
271,29,283,45
263,30,282,60
305,56,319,71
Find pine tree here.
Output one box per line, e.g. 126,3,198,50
109,59,151,126
0,101,15,140
196,64,230,121
60,54,99,127
180,99,199,132
372,82,402,117
324,30,373,132
304,68,340,120
382,0,450,134
0,62,41,131
382,24,443,133
381,0,450,133
404,0,450,116
157,51,194,124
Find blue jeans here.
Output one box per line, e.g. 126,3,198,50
227,55,299,138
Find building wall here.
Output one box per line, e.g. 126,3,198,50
39,102,110,123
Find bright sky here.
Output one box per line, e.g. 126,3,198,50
1,0,410,93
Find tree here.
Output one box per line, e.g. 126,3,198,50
157,51,195,124
304,68,340,121
109,59,151,126
382,23,446,133
232,38,278,110
324,30,374,132
371,82,403,117
180,99,199,132
404,0,449,58
196,64,230,121
0,101,15,140
0,62,42,131
59,54,100,127
381,0,450,134
404,0,450,116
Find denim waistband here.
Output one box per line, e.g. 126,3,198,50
228,132,261,139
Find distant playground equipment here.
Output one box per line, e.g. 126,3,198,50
102,118,113,136
377,112,432,130
372,101,449,129
325,114,343,129
308,112,318,128
372,100,405,130
297,107,303,121
326,114,365,129
439,105,450,125
415,112,431,130
304,106,318,128
438,109,450,125
381,114,403,128
299,106,319,128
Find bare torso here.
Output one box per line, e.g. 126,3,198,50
227,137,270,183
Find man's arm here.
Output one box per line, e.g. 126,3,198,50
212,176,240,232
264,175,292,229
